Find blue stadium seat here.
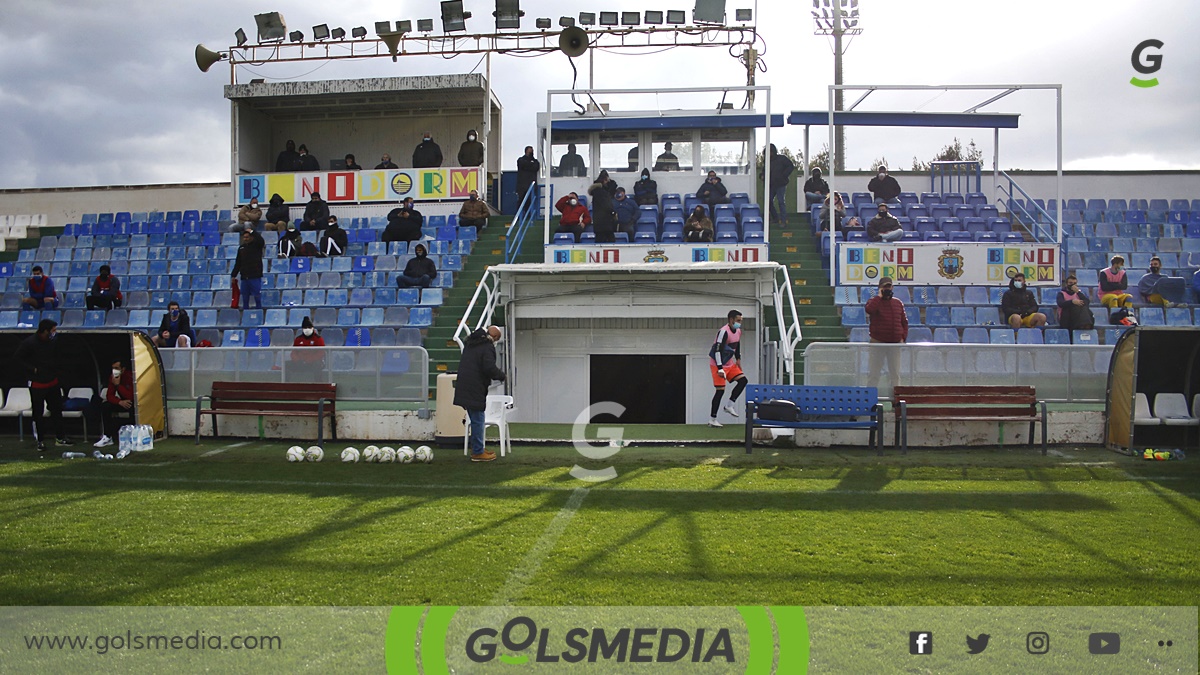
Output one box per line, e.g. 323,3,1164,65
1166,307,1192,326
352,256,375,272
193,309,217,328
349,288,373,306
950,307,976,326
244,327,270,347
1139,308,1165,326
932,327,960,343
373,288,397,306
407,307,433,327
840,306,866,326
223,329,245,347
303,289,327,306
360,307,385,326
286,308,310,327
989,329,1015,344
1016,328,1044,344
263,308,287,327
345,327,371,347
242,309,264,327
961,327,989,344
936,287,962,304
337,308,360,326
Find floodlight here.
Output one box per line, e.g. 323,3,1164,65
735,8,752,21
494,0,524,30
599,12,618,26
234,28,248,46
535,18,551,29
559,16,576,27
644,11,664,24
312,24,330,40
351,26,368,38
621,12,640,26
254,12,287,42
397,20,412,33
331,27,346,39
666,10,686,24
693,0,726,24
288,30,304,43
441,1,472,33
578,12,596,26
375,21,392,35
418,18,434,32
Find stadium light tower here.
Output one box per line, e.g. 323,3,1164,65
813,0,862,171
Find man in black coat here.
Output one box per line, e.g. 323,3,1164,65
320,217,348,256
515,146,540,201
454,326,506,462
588,175,617,244
867,165,902,204
296,144,320,172
275,140,300,172
14,319,73,453
397,243,437,288
382,204,424,243
413,132,443,168
302,192,330,231
231,227,265,309
696,171,730,207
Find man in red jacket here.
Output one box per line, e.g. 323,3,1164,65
94,360,134,448
864,276,908,392
554,192,592,243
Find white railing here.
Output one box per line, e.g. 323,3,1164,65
453,266,502,349
773,263,805,384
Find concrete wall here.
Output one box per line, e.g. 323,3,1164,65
173,408,437,443
818,170,1200,204
790,410,1104,447
0,184,229,229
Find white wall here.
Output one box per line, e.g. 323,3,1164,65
0,184,229,228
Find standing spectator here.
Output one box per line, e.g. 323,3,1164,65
92,360,133,449
588,174,617,244
766,144,795,226
696,171,730,208
156,301,194,348
277,222,302,258
613,188,638,238
458,130,484,167
867,165,901,204
237,198,263,229
458,190,490,230
22,266,58,309
375,154,398,170
14,319,73,453
654,142,680,172
1138,256,1174,306
264,193,290,231
557,143,586,177
1056,274,1094,333
685,206,714,243
1099,255,1134,309
594,170,618,199
707,310,749,428
397,243,437,289
343,154,362,171
301,192,330,231
291,317,326,382
864,276,907,391
320,216,347,257
803,167,830,208
85,265,122,311
866,203,904,242
627,145,639,172
554,192,591,242
515,146,540,201
231,227,265,310
296,144,320,172
413,132,443,168
454,325,506,462
633,169,658,206
382,205,423,243
1001,272,1047,329
275,140,299,172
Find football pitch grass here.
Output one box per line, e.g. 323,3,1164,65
0,435,1197,609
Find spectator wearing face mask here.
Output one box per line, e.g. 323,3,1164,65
264,193,291,232
237,198,263,229
867,165,901,204
554,192,591,243
634,168,658,206
458,130,484,167
320,216,348,257
382,201,424,243
1137,255,1181,307
14,319,73,453
866,203,903,242
86,264,122,311
301,192,330,231
516,146,540,200
397,243,437,289
1001,272,1047,329
1099,255,1134,309
276,139,300,172
296,144,320,172
156,301,194,348
613,187,638,237
291,317,326,382
93,360,134,449
413,132,443,168
22,266,58,309
865,277,907,392
696,171,730,207
458,190,490,230
1056,274,1094,333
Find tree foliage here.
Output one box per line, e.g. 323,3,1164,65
910,137,983,172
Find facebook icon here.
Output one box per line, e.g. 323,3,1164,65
909,631,933,655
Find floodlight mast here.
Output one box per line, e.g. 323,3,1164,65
814,0,861,171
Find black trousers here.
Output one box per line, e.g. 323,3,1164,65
30,385,64,442
101,401,130,439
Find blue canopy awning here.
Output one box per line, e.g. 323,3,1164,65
553,113,785,132
787,111,1020,129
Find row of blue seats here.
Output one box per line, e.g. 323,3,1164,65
847,191,989,209
1,305,434,331
2,286,445,312
636,203,763,226
1012,198,1200,212
819,230,1025,255
1064,223,1188,239
57,222,478,244
18,249,462,272
844,203,1002,223
842,303,1199,329
1065,236,1192,254
846,325,1126,348
2,269,455,294
26,238,469,262
835,279,1190,307
1067,254,1194,274
553,230,762,245
1059,209,1200,226
170,326,422,349
76,211,461,229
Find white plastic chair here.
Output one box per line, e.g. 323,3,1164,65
1134,393,1160,426
0,388,33,440
62,387,93,441
463,395,515,457
1155,393,1198,426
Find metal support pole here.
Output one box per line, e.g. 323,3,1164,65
993,126,1000,204
828,86,837,288
1056,86,1063,248
833,0,845,172
483,51,492,202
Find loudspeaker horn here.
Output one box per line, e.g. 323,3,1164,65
195,44,224,73
379,32,403,62
558,26,588,58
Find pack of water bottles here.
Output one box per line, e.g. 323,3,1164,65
118,424,155,454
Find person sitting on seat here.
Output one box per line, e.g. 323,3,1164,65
867,165,901,204
820,192,859,231
684,206,714,243
156,301,193,348
613,188,639,238
237,198,262,230
1099,255,1134,309
1137,255,1175,307
633,168,658,206
866,203,903,242
554,192,591,242
277,222,302,258
264,193,290,232
458,190,490,230
343,154,362,171
382,203,424,243
319,216,348,256
1001,272,1047,329
1056,274,1094,333
696,171,730,207
804,167,830,208
22,266,58,309
397,243,437,289
301,192,330,231
93,359,134,449
85,264,122,311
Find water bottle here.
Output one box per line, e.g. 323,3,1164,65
118,426,132,454
62,452,86,459
137,425,154,452
116,448,130,460
93,451,111,460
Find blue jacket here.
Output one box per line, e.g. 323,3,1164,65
613,196,639,227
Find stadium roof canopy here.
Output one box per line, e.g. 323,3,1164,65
786,111,1019,129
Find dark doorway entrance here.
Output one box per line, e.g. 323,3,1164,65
590,355,687,424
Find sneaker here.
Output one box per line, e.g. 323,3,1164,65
55,437,74,447
470,450,497,462
723,403,740,418
94,435,114,448
708,418,723,428
37,442,47,454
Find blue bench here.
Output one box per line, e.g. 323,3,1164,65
744,385,884,454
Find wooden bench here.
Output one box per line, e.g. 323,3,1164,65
744,385,884,455
892,385,1047,455
195,382,337,446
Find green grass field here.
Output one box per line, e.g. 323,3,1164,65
0,434,1197,610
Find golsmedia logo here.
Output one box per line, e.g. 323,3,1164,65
465,616,735,665
1130,39,1163,88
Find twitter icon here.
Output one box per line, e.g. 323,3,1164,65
966,634,990,654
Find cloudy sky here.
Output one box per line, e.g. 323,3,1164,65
1,0,1196,190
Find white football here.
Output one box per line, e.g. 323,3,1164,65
415,445,433,463
305,446,324,462
379,447,397,463
397,447,415,464
362,445,381,463
286,446,305,462
341,447,360,463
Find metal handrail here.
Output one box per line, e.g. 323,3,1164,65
505,182,540,264
997,170,1060,244
930,161,981,195
453,266,501,350
773,263,805,384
